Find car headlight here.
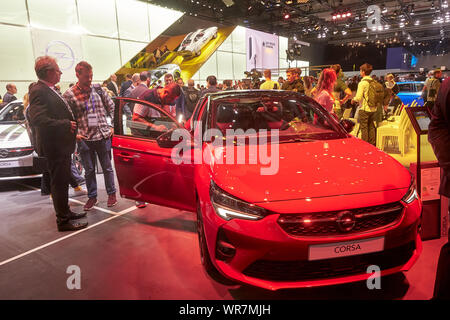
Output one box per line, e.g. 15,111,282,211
402,173,419,204
210,181,269,221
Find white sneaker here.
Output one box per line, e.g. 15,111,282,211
73,186,88,196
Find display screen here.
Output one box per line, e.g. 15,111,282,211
412,110,431,131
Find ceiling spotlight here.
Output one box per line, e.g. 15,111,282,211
381,5,387,14
415,20,420,25
362,27,367,32
337,14,341,18
284,13,290,19
342,30,347,35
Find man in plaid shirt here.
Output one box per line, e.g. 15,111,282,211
63,61,117,211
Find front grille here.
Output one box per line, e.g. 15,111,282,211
278,202,404,237
0,148,33,159
243,242,415,282
0,166,38,178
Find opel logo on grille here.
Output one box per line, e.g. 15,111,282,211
336,211,356,232
0,149,8,158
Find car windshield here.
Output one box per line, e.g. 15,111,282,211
210,94,346,142
194,32,205,40
0,102,25,123
151,70,165,80
398,83,413,92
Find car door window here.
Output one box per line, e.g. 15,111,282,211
116,97,178,140
0,102,25,123
415,83,424,92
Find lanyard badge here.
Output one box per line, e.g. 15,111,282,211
85,90,98,128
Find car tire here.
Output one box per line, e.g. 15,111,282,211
196,201,237,286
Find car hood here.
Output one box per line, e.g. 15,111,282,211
0,123,31,148
209,138,411,203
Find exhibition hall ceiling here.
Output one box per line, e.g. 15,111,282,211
149,0,449,53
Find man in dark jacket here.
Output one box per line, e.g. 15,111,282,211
28,56,87,231
200,75,220,97
119,73,132,97
3,83,17,104
281,68,305,93
428,77,450,299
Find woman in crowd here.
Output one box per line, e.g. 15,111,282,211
303,76,313,97
314,68,337,115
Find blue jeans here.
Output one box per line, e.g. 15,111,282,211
78,138,116,199
70,157,84,186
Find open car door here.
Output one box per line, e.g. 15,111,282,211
112,97,195,212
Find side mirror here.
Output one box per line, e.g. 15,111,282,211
340,119,355,133
156,128,180,148
156,127,194,148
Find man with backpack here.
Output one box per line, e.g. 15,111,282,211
352,63,384,146
422,69,442,109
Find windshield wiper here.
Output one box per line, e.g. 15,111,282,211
279,137,317,144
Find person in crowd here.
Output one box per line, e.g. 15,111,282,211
162,73,177,115
428,77,450,299
196,84,201,91
222,80,233,91
183,79,200,120
314,68,337,115
102,81,115,97
175,77,187,122
28,56,87,231
200,85,205,91
153,47,162,64
385,74,399,95
329,64,352,120
281,68,304,93
278,76,285,86
384,87,403,117
106,74,119,96
119,73,132,97
347,76,359,118
200,75,220,97
352,63,378,146
3,83,17,104
423,69,442,109
123,73,140,98
303,76,313,97
133,83,180,132
122,73,141,119
130,71,151,100
260,69,279,90
63,61,117,211
162,45,169,54
164,73,174,86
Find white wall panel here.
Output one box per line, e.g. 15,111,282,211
78,0,118,38
0,0,28,26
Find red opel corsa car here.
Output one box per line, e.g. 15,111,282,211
113,91,422,290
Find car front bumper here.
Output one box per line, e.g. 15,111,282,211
205,199,422,291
